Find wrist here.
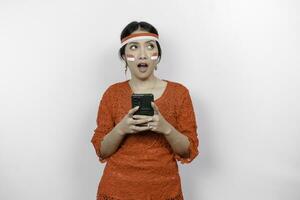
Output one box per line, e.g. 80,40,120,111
164,125,173,136
114,125,126,137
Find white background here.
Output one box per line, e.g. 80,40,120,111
0,0,299,199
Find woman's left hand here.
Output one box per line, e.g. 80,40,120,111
133,102,172,135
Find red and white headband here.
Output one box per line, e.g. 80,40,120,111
121,32,159,46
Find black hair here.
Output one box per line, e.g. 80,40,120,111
118,21,162,73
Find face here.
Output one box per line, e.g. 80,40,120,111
123,30,160,79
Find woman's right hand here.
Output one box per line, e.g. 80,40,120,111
116,106,153,136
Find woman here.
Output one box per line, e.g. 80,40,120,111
91,21,200,200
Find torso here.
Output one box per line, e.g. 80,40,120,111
96,79,190,199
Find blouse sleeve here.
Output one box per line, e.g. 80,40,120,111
174,89,200,164
90,87,115,163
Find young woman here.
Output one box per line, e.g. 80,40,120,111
91,21,200,200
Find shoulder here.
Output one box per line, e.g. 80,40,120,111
167,80,190,95
105,81,126,93
100,80,128,98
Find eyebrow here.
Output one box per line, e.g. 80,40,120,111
128,40,155,45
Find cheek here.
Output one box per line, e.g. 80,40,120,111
126,54,135,61
150,52,158,60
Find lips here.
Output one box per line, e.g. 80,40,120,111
137,62,149,73
137,63,148,67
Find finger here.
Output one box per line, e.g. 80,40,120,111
132,118,151,125
128,106,139,117
147,122,154,130
151,102,159,115
147,122,157,127
132,125,151,132
152,115,158,122
132,115,151,119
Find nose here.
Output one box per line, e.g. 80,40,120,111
138,45,147,60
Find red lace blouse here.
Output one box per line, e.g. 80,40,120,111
91,79,200,200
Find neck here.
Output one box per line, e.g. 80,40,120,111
129,75,159,90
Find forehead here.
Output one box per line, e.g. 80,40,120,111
127,39,155,45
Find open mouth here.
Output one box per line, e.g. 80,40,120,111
137,63,149,72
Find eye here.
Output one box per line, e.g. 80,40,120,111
129,45,138,50
147,44,155,49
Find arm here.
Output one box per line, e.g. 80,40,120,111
166,89,200,164
164,125,190,159
98,126,125,161
91,87,124,163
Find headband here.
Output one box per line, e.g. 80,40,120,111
121,33,159,46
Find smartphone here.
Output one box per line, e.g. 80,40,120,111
131,93,154,116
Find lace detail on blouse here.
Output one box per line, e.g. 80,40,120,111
91,85,116,163
97,193,184,200
91,80,200,200
173,90,199,164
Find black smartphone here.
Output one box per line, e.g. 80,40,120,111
131,93,154,116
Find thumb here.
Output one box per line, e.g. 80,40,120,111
128,106,139,117
151,102,160,115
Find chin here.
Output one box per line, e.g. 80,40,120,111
135,72,153,80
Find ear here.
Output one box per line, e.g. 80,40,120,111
122,55,128,63
156,56,161,63
155,60,160,67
